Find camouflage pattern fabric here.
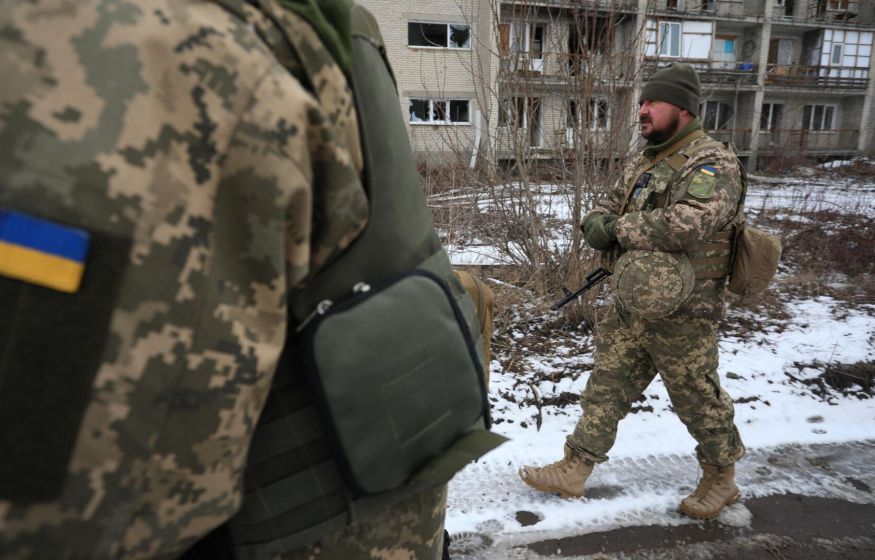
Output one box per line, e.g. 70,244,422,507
588,130,745,320
0,0,377,557
277,485,447,560
570,128,745,467
454,270,494,385
567,302,745,467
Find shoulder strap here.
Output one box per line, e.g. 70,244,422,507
620,129,706,211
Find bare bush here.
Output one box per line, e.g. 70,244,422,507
416,1,646,323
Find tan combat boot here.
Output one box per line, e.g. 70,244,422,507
518,446,594,498
679,463,740,519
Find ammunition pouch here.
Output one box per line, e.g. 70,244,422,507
297,269,489,495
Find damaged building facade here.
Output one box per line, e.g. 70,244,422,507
358,0,875,170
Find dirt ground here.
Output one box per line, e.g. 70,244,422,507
524,494,875,559
449,440,875,559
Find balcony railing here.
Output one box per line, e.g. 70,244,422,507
758,129,860,152
503,0,638,11
644,60,759,85
565,53,640,81
772,0,873,26
651,0,764,18
807,0,862,22
704,128,753,150
765,64,869,88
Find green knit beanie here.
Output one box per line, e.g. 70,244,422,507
639,62,701,116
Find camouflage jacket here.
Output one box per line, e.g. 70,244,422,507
0,1,366,558
589,127,744,319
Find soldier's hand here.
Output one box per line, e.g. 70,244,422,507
582,213,619,251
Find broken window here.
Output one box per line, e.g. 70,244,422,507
408,99,470,124
409,99,429,123
408,22,471,49
449,25,470,49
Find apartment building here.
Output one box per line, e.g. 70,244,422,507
358,0,875,169
354,0,495,165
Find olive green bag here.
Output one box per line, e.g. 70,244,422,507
297,269,489,494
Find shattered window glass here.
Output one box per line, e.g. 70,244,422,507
409,22,470,48
408,22,448,47
410,99,471,124
409,99,429,123
449,25,471,49
432,100,448,122
449,100,470,123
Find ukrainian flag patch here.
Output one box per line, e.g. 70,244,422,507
699,165,717,177
0,210,90,293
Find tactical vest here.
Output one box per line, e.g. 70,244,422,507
212,2,503,555
621,130,744,281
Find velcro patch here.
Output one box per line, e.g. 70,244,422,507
687,168,717,199
0,210,90,293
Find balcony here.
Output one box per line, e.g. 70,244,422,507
644,60,759,85
772,0,873,26
651,0,764,19
758,129,860,152
765,64,869,88
704,128,753,150
565,53,639,82
503,0,638,11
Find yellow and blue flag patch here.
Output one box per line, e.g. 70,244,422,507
0,210,90,293
699,165,717,177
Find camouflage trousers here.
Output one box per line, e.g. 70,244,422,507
567,303,745,467
454,270,494,385
277,485,447,560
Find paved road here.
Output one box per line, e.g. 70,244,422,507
449,440,875,559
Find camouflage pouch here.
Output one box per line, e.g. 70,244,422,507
727,222,782,296
296,269,490,495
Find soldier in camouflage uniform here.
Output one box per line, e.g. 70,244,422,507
519,63,746,520
0,1,446,558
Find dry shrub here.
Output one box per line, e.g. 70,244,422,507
758,152,818,175
831,158,875,179
777,210,875,277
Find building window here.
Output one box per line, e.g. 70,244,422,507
500,97,528,128
409,99,470,125
760,103,784,130
831,42,844,65
567,99,578,128
802,104,835,130
588,99,611,130
567,98,610,132
408,22,470,49
700,101,733,130
821,30,872,69
659,22,681,57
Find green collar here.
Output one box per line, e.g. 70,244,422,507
642,117,702,157
279,0,353,72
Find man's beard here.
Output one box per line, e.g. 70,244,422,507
642,112,681,143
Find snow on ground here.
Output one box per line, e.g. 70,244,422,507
443,172,875,547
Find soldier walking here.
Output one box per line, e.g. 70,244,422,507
519,63,746,520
